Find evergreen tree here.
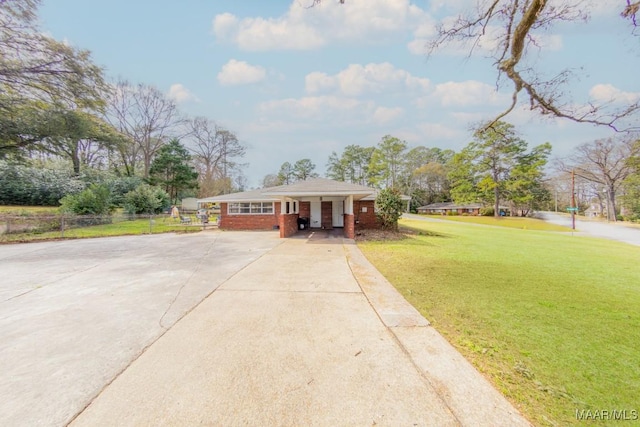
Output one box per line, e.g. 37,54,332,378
149,139,198,204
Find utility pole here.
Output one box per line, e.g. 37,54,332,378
571,169,576,230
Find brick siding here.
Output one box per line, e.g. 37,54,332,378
279,213,299,238
219,202,280,230
299,201,310,219
354,200,380,229
321,201,332,229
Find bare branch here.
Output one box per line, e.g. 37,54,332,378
622,1,640,26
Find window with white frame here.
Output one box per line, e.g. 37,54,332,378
228,202,274,214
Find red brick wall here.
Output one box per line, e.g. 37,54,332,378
344,214,355,238
279,213,299,238
354,200,380,229
219,202,280,231
299,201,310,219
321,201,332,229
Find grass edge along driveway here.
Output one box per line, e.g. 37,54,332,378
358,218,640,426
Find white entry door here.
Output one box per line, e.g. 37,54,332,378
310,202,322,228
332,200,344,227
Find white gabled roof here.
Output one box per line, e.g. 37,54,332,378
197,178,411,204
261,178,375,199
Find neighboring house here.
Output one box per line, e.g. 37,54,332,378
417,202,484,215
197,178,409,238
584,203,605,217
181,197,198,212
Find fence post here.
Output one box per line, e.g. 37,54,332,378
149,213,153,234
61,215,65,238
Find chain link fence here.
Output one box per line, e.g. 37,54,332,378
0,212,217,243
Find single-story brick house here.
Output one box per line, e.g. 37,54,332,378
417,202,484,215
197,178,409,238
417,202,513,216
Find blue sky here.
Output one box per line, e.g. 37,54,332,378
39,0,639,187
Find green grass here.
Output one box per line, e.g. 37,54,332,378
0,205,60,215
358,218,640,426
0,216,203,243
419,214,574,231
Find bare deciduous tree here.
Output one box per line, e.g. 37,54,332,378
310,1,640,131
185,117,246,196
556,136,640,221
105,80,180,177
187,117,220,186
431,0,640,131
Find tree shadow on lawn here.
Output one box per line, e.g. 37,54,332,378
355,226,453,242
401,225,453,239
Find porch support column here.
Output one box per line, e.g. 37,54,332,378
279,197,299,238
344,195,355,239
345,195,353,215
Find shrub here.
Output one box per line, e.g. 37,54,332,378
107,176,144,207
480,207,494,216
0,160,84,206
123,184,170,215
375,188,404,231
59,184,115,216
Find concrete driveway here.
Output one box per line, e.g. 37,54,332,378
2,230,531,426
0,231,281,427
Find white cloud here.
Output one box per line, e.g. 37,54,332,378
305,72,336,94
259,95,372,120
167,83,197,103
257,94,406,131
229,17,324,51
213,12,238,40
212,0,429,51
217,59,267,86
432,80,505,107
589,84,640,104
305,62,430,96
372,106,403,124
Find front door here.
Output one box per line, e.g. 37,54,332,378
310,202,321,228
332,200,344,227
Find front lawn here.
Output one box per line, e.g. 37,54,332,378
358,218,640,426
418,214,574,231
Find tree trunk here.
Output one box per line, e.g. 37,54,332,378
606,185,617,221
494,174,500,217
71,141,81,175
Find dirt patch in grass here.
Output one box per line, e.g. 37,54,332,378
355,226,451,241
354,229,407,241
